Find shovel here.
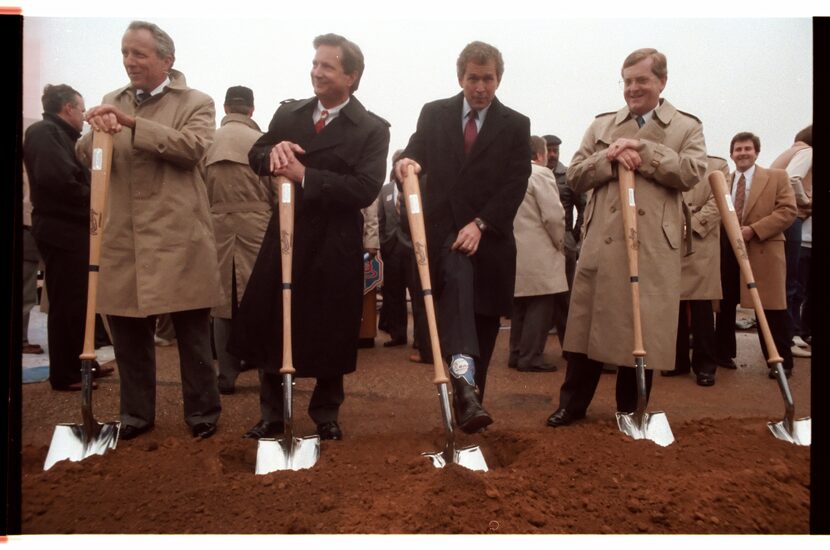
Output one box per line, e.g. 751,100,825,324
614,166,675,447
255,176,320,474
44,131,120,471
401,165,488,472
708,171,810,446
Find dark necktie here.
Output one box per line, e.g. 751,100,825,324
137,91,151,104
464,110,478,155
734,173,747,222
315,110,329,134
636,115,645,128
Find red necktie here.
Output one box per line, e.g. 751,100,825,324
734,173,747,222
315,110,329,134
464,110,478,155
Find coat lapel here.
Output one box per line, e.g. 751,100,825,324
441,94,466,167
743,165,768,222
466,96,508,167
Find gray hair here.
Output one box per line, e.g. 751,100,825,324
127,20,176,64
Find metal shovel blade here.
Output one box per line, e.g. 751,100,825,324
255,435,320,474
768,418,811,446
422,445,489,472
43,421,121,471
615,411,675,447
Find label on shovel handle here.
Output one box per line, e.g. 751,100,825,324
628,188,636,207
408,194,421,214
281,182,292,204
92,148,103,171
725,194,735,212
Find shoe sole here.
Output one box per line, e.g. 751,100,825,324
458,413,493,434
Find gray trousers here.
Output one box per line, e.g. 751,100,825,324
109,308,221,429
509,294,555,368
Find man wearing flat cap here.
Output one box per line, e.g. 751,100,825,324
204,85,269,395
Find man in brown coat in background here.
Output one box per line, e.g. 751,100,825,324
204,86,269,395
714,132,796,378
81,20,222,440
546,48,708,428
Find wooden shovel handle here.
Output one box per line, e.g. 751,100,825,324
401,165,449,385
618,166,646,358
80,131,113,362
708,171,782,363
272,175,296,375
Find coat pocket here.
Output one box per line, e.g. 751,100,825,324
661,199,681,250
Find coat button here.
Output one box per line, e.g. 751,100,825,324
605,237,612,244
638,209,645,216
610,206,616,213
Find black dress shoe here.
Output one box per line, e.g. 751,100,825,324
450,378,493,434
696,374,715,387
768,368,792,380
716,357,737,369
660,368,691,377
317,421,342,440
120,424,153,440
517,363,558,372
243,420,284,439
383,338,407,347
546,408,583,428
192,422,217,439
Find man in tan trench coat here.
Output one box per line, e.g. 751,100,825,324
204,86,269,395
662,156,728,386
81,21,222,440
714,132,796,378
547,48,708,428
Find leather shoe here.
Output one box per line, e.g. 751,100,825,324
769,367,792,380
317,421,342,440
22,343,44,354
93,364,115,378
716,357,737,369
120,424,153,440
383,337,407,347
450,378,493,434
52,381,98,391
696,374,715,387
517,363,558,372
243,420,284,439
660,368,691,377
191,422,217,439
546,408,583,428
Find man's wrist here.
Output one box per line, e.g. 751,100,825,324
473,217,487,232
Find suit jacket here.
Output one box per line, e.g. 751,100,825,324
730,165,796,310
680,156,727,300
513,163,568,297
378,181,412,258
230,95,390,377
401,93,530,316
563,98,708,371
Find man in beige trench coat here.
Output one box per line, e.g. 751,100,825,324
80,21,222,440
546,48,708,428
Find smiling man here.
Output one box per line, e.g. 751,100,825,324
231,33,390,441
395,41,530,433
546,48,708,429
80,21,221,441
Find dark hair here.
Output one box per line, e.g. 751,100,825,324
225,104,252,115
313,33,365,93
127,20,176,64
730,131,761,154
622,48,667,80
794,125,812,146
41,84,81,114
456,41,504,81
530,136,547,160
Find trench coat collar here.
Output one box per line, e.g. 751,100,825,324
113,69,190,104
611,98,675,143
288,95,371,154
442,92,509,169
219,113,261,131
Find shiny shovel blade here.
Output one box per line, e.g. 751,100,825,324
421,445,489,472
43,421,121,471
616,411,675,447
256,435,320,474
768,418,811,446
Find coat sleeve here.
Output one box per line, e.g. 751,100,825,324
534,169,566,251
131,95,216,170
636,119,708,192
749,170,797,241
567,119,617,195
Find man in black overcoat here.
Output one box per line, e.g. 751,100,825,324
230,33,390,441
394,41,530,433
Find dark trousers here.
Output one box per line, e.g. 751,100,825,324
675,300,718,376
715,236,793,371
379,245,410,342
258,372,344,425
22,228,41,344
108,308,221,429
558,353,653,416
410,254,433,362
435,241,500,400
36,239,87,389
214,264,241,389
792,245,811,338
509,294,555,368
784,219,802,341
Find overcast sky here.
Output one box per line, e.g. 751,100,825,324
20,2,815,172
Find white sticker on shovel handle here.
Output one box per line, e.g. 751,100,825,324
408,194,421,214
725,194,735,212
281,182,292,204
92,148,103,171
628,188,635,207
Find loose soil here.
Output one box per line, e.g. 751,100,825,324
19,316,811,534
